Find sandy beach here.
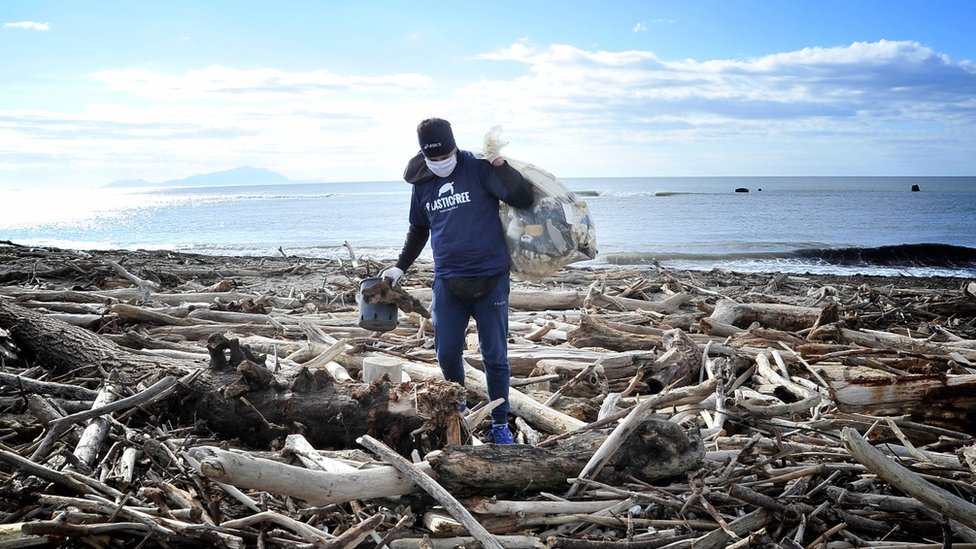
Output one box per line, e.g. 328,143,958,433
2,241,975,548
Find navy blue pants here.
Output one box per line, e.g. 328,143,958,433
431,273,511,426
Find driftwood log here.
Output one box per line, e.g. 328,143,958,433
188,418,702,504
2,243,976,548
0,300,458,453
361,276,430,317
427,418,702,494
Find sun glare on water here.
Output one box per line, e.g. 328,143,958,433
0,187,183,229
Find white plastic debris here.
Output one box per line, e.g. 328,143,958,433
479,126,598,282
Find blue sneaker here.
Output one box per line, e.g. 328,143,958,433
459,401,467,413
490,424,514,445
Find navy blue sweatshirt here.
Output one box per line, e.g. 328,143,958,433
396,150,533,278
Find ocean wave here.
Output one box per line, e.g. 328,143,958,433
148,190,340,201
602,251,785,263
167,242,416,262
597,243,976,277
596,191,674,198
10,237,128,251
145,182,408,200
606,243,976,265
596,190,728,198
790,243,976,268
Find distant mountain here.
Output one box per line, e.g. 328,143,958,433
104,166,305,188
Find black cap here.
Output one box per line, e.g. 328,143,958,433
417,118,456,158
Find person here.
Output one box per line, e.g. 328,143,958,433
381,118,534,444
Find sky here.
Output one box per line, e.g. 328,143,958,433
1,0,975,190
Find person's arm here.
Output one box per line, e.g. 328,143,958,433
395,223,430,271
381,224,429,286
489,158,534,208
383,179,431,285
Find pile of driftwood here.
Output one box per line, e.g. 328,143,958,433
1,241,976,548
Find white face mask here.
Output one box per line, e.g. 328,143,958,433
425,154,457,177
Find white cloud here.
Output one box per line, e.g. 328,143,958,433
90,65,433,102
471,39,975,118
1,39,974,187
461,39,976,175
3,21,50,31
632,22,647,33
475,39,537,62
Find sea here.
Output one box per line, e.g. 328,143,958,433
2,176,976,278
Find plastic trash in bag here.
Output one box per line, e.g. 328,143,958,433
479,126,597,282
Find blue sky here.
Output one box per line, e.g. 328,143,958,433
2,0,975,189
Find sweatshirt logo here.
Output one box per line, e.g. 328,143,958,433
426,181,471,213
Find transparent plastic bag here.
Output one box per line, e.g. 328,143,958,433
479,126,597,282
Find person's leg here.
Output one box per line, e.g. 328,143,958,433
471,273,511,427
431,277,470,387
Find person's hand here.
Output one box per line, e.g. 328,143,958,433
482,126,508,166
380,266,404,286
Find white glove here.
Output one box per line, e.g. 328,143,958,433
482,125,508,166
380,266,404,286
